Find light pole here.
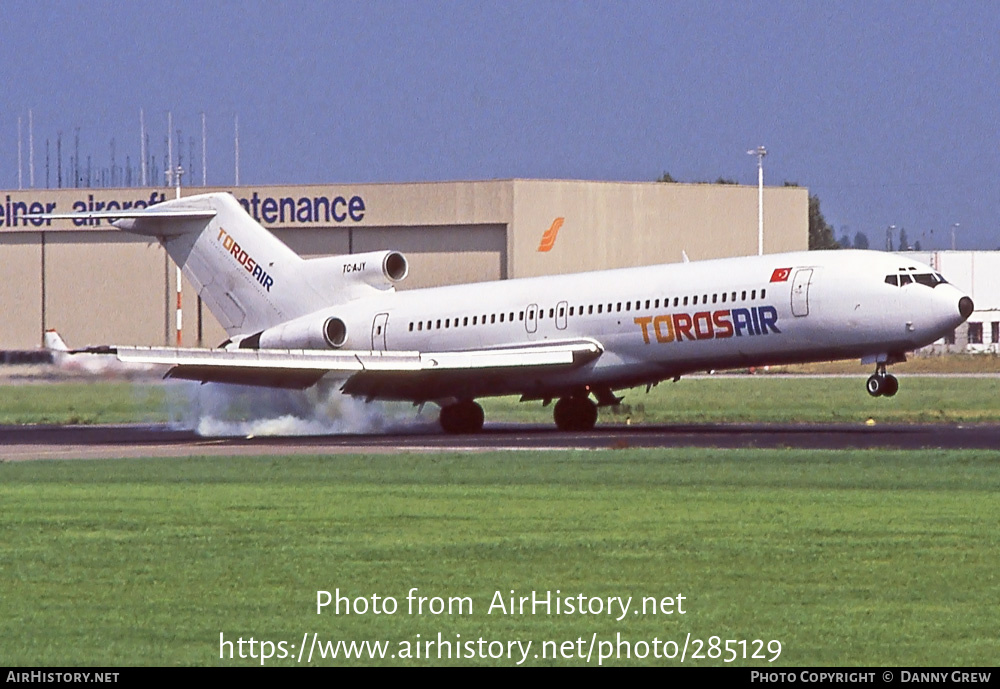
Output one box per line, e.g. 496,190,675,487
951,223,960,251
747,146,767,255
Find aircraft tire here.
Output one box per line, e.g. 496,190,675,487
883,374,899,397
866,375,883,397
439,400,485,434
553,396,598,432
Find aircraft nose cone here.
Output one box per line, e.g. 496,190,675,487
959,296,974,320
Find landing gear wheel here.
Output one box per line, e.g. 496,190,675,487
439,400,485,434
553,396,598,431
866,374,884,397
882,374,899,397
866,364,899,398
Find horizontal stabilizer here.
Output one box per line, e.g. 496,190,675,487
26,209,217,221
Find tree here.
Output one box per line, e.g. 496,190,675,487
853,231,869,250
899,227,910,251
783,182,838,250
839,234,852,248
807,194,839,250
657,172,677,183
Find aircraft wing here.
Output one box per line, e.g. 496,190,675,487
114,338,604,396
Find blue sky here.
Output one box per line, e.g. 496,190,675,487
3,1,998,249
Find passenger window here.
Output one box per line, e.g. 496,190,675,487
751,290,756,300
693,296,698,305
683,297,688,306
741,291,747,300
761,289,766,299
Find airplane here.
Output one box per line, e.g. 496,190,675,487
32,192,974,433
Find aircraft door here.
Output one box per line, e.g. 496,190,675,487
556,301,568,330
371,313,389,351
525,304,538,334
791,269,813,317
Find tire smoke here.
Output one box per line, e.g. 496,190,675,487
163,379,435,437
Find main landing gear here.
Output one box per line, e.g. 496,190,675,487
553,395,599,432
439,400,484,434
438,387,611,433
866,363,899,398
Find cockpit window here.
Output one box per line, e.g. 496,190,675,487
887,271,947,288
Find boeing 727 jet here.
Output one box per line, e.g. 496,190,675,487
36,192,974,433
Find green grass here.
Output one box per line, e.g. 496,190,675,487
0,382,168,425
2,376,1000,426
488,376,1000,425
1,451,998,666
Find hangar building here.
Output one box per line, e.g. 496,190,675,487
0,179,808,350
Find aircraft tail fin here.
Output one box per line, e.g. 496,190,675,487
110,193,313,336
34,192,407,340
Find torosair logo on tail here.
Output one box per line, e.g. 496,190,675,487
217,227,274,291
537,218,565,252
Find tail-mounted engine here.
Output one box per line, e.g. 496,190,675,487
233,314,350,350
338,250,408,289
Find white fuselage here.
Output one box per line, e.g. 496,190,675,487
281,250,970,402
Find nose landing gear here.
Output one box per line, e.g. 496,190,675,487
866,363,899,397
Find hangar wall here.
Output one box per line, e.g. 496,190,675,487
508,180,806,277
0,180,807,349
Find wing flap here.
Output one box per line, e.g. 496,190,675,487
115,339,603,391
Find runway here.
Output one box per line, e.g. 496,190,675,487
2,422,999,460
